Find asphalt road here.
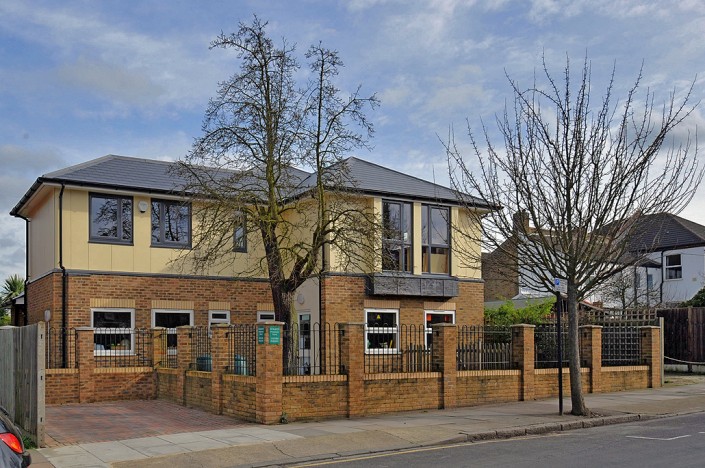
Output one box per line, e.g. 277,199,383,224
290,412,705,468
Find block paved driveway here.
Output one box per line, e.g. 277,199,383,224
45,400,248,447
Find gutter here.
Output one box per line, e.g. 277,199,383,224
59,184,68,368
15,214,30,326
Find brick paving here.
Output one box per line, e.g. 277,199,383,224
45,399,247,447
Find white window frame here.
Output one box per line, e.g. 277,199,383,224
91,308,135,356
665,254,683,281
257,311,276,321
152,309,194,355
364,308,399,354
208,310,231,327
424,310,455,348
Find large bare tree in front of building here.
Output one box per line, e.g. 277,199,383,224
446,56,702,415
175,17,379,367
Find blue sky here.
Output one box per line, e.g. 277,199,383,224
2,0,705,281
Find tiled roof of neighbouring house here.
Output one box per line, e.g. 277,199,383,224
628,212,705,252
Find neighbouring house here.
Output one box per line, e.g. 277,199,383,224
482,212,705,308
10,154,490,361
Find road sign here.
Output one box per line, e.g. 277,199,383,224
554,278,567,294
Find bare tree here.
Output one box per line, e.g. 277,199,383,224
175,17,379,366
446,55,702,415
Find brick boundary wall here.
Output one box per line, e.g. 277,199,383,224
47,323,661,422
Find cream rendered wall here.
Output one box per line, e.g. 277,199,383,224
28,189,57,278
451,207,482,279
325,196,377,274
61,188,266,277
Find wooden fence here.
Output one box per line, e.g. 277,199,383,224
657,307,705,365
0,323,45,446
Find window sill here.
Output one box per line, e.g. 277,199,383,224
89,239,134,246
150,243,192,250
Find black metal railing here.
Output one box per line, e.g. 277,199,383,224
157,329,178,368
283,322,343,376
46,327,77,369
534,323,571,369
364,324,431,373
601,322,643,366
93,328,153,367
226,324,256,376
190,327,212,371
457,325,513,370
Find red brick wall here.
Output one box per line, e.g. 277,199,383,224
184,372,213,412
222,376,257,421
456,372,522,406
283,379,348,420
92,370,155,401
28,272,273,329
27,273,62,327
156,369,180,402
600,367,649,392
482,240,519,301
362,377,441,414
321,275,484,326
534,369,591,399
45,370,79,405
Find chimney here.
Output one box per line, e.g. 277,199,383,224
513,211,530,233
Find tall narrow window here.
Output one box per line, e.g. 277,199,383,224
151,199,191,247
234,211,247,252
665,254,682,280
90,194,133,244
422,205,450,274
382,200,412,272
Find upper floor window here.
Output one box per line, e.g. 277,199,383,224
234,211,247,252
665,254,682,280
382,200,412,272
89,194,133,244
151,199,191,247
422,205,450,274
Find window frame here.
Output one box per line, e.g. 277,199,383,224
208,310,231,327
421,204,450,275
89,193,134,245
150,198,192,248
364,308,399,354
152,309,194,352
91,308,135,355
233,211,247,253
664,254,683,281
424,310,455,348
381,200,413,273
257,311,276,321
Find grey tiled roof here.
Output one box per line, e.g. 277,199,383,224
297,157,489,206
628,213,705,252
11,154,489,216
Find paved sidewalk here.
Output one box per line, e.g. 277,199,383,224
34,374,705,467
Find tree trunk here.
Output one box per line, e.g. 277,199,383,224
567,282,590,416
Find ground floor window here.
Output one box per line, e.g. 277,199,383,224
92,308,135,354
152,309,193,349
208,310,230,327
365,309,398,353
425,310,455,348
257,311,275,321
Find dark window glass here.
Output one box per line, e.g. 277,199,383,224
422,205,450,274
382,201,412,272
151,199,190,247
665,254,682,280
155,312,192,348
234,212,247,252
90,194,133,243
